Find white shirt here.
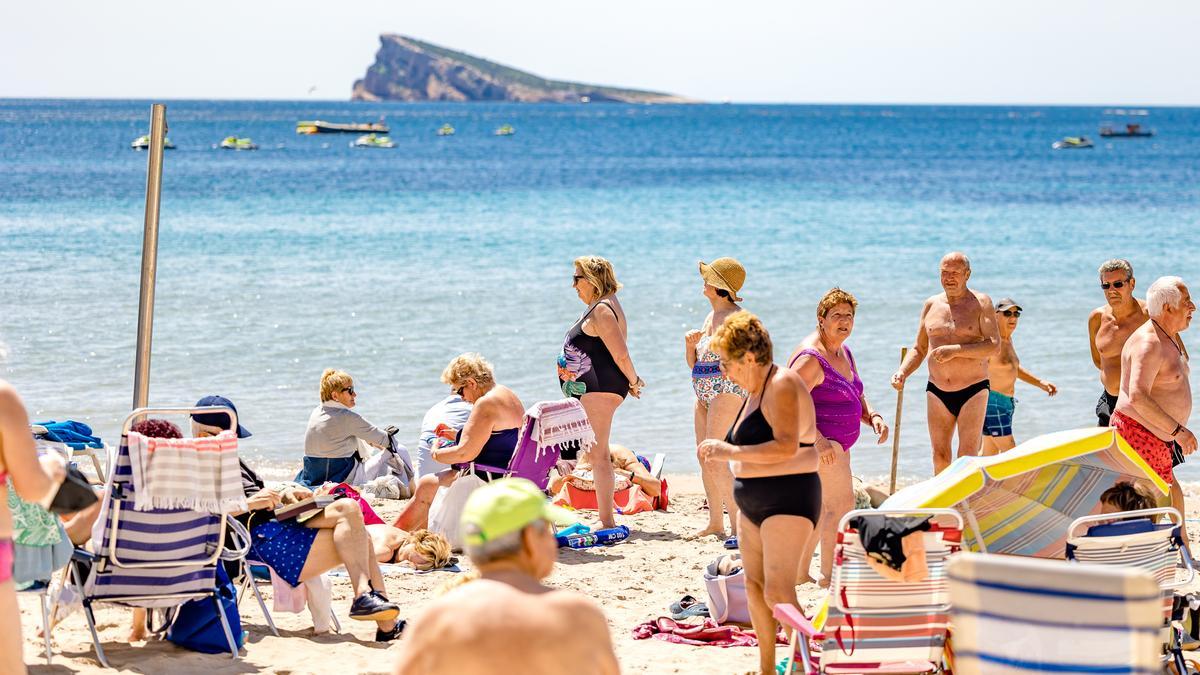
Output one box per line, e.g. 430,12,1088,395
414,395,473,476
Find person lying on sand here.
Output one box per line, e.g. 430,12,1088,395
547,443,661,498
393,478,619,675
367,524,453,569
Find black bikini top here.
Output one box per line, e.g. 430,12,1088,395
726,366,776,446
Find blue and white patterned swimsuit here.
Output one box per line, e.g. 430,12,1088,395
691,335,747,404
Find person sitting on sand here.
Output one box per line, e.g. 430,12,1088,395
547,443,661,499
194,396,406,641
367,525,454,569
299,369,394,486
393,478,619,675
982,298,1057,455
391,354,524,532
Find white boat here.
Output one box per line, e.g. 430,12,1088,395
352,134,395,148
1052,136,1094,150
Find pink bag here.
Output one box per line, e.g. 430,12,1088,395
330,483,384,525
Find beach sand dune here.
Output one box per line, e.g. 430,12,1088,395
22,478,1200,673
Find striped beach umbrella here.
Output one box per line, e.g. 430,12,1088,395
882,427,1168,558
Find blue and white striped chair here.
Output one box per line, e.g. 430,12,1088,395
1067,508,1195,675
68,406,249,668
946,552,1162,675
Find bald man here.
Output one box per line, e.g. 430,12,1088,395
892,252,1000,473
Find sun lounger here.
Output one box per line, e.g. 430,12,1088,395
454,398,595,491
947,552,1162,675
1067,507,1195,674
774,508,963,674
67,406,250,667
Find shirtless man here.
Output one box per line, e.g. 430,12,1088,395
394,478,619,675
1111,277,1195,521
982,298,1057,455
1089,259,1149,426
892,252,1000,473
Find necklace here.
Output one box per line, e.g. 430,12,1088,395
1151,320,1182,355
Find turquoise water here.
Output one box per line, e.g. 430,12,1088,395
1,99,1198,480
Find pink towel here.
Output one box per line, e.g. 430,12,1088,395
631,617,787,647
270,569,308,613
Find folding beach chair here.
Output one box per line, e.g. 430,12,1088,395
455,398,594,492
774,508,963,674
31,422,107,483
1067,507,1196,674
235,527,342,638
67,406,249,667
946,552,1163,675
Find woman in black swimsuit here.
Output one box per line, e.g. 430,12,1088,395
558,256,643,529
697,311,820,675
396,353,527,531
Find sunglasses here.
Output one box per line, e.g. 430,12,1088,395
1001,309,1021,317
342,387,356,396
454,384,467,397
1100,279,1130,290
572,274,585,285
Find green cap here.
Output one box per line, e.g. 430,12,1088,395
460,478,577,547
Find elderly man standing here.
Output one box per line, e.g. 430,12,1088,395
1111,277,1195,521
892,252,1000,473
394,478,619,675
1089,259,1149,426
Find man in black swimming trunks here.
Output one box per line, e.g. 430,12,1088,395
892,252,1000,473
1088,259,1148,426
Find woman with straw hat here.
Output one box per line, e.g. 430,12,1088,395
685,257,749,541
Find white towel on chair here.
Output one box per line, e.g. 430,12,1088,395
127,431,247,514
529,399,596,453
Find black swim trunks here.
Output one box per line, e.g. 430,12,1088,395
926,380,990,418
1096,390,1119,427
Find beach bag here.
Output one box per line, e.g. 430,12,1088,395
704,554,750,624
166,565,245,654
428,471,487,550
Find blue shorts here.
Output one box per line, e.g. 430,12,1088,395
295,456,357,487
250,518,319,587
983,390,1015,437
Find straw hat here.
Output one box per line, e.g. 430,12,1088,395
699,258,746,302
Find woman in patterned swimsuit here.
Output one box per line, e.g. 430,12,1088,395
685,257,749,539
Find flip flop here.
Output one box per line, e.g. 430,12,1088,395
724,536,739,550
669,595,711,620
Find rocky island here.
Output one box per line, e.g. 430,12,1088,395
351,34,691,103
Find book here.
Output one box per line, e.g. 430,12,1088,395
273,494,335,521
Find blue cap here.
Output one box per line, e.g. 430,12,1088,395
192,395,251,438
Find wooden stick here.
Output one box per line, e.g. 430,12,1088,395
890,346,909,493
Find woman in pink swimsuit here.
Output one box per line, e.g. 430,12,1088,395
786,289,889,587
0,379,65,674
685,258,749,540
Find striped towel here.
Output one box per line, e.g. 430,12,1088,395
127,430,247,514
529,399,596,453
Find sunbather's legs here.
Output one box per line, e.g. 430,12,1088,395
61,496,102,546
392,473,445,531
302,499,372,597
581,392,624,529
0,580,26,675
740,511,814,675
695,394,741,538
798,445,850,587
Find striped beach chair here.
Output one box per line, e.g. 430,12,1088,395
947,552,1162,675
68,406,247,667
454,398,595,491
1067,507,1195,674
775,508,963,674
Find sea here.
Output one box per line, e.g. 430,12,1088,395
1,99,1198,481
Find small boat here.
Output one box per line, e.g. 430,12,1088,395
494,124,515,136
220,136,259,151
436,124,455,136
1052,136,1094,150
352,134,395,149
296,120,389,135
130,135,176,150
1099,123,1154,138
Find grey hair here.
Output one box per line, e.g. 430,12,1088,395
941,251,970,270
1099,259,1134,278
464,527,527,565
1146,277,1186,317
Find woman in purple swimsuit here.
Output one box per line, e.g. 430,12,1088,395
0,379,66,674
786,289,889,587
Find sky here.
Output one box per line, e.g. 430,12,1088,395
3,0,1200,105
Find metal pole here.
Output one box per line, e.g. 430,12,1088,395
889,346,909,493
133,104,167,409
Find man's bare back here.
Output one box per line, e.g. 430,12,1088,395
1115,321,1192,440
1090,301,1149,396
923,289,996,390
395,577,619,675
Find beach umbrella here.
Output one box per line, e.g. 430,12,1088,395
133,104,167,409
882,427,1168,559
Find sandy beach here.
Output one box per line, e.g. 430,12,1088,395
17,475,1200,674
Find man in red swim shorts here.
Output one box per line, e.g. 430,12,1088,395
1111,276,1196,527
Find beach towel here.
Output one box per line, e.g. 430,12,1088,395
126,430,247,514
33,420,103,449
327,562,462,577
631,617,787,647
529,399,596,455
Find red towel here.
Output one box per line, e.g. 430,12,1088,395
631,617,787,647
